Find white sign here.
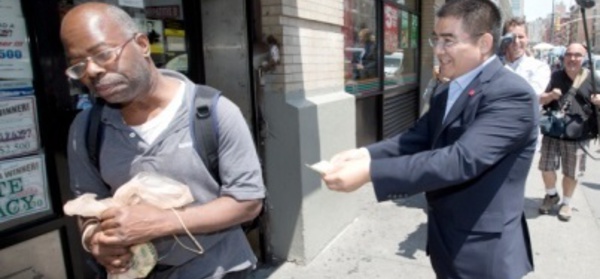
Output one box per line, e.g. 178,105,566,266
0,0,22,16
118,0,144,8
0,155,49,223
0,16,32,79
0,96,39,159
0,80,33,97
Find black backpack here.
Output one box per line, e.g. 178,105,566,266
85,85,221,183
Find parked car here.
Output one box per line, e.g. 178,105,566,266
384,52,404,78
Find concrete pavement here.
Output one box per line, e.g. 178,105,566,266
250,141,600,279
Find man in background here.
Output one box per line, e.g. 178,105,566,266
503,17,551,96
503,17,551,152
538,43,600,222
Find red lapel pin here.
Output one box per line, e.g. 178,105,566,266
468,89,475,96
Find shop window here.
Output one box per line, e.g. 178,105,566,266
343,0,380,96
383,2,418,91
0,0,52,233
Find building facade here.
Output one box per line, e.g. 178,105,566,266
0,0,514,278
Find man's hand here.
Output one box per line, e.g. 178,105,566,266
330,147,370,165
323,156,371,193
591,94,600,106
98,203,173,247
539,88,562,105
86,227,133,274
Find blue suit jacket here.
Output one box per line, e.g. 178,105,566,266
368,58,538,279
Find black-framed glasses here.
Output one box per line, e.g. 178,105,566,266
428,33,485,49
65,34,138,80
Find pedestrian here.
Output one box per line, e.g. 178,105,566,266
322,1,537,278
502,17,551,151
61,3,265,278
503,17,551,95
538,42,600,222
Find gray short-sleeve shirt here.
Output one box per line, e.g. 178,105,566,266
67,69,266,277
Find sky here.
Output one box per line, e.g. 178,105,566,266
523,0,575,21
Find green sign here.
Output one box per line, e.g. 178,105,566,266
0,155,48,222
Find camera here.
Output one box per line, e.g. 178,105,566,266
497,32,515,57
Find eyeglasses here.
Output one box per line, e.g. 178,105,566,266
564,52,584,58
65,35,137,80
428,33,484,49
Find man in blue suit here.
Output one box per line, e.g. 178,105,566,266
323,1,537,278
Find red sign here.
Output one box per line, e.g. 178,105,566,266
383,3,398,53
145,5,181,19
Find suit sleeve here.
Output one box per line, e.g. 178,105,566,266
367,110,432,159
370,87,536,201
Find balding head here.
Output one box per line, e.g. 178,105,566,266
563,43,587,78
61,3,139,46
60,3,155,105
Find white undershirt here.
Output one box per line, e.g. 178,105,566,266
130,81,185,145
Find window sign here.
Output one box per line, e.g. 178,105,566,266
384,3,398,53
400,11,409,49
119,0,145,9
410,14,418,48
0,0,22,16
0,15,32,79
0,154,50,228
0,96,40,159
0,80,33,97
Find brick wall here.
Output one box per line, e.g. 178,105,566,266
261,0,345,94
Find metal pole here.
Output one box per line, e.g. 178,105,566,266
578,4,600,139
550,0,555,44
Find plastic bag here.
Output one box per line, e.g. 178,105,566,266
63,172,195,279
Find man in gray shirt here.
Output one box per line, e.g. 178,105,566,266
62,3,265,278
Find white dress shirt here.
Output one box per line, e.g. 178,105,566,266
444,56,497,120
507,55,551,95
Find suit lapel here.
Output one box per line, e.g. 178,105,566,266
431,83,449,143
432,57,505,145
442,77,482,127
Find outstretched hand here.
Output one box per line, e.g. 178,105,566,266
323,148,372,192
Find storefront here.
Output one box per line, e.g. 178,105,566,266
343,0,421,146
0,0,426,276
0,0,266,278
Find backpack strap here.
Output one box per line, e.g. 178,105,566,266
86,99,105,170
193,85,221,184
85,86,222,185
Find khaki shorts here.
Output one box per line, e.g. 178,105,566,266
538,136,587,179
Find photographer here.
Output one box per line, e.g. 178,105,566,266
538,43,600,222
503,17,551,95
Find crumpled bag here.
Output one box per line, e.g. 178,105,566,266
63,172,194,279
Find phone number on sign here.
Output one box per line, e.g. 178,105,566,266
0,141,32,156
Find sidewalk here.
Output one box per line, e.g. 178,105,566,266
251,142,600,279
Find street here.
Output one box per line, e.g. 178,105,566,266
251,141,600,279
